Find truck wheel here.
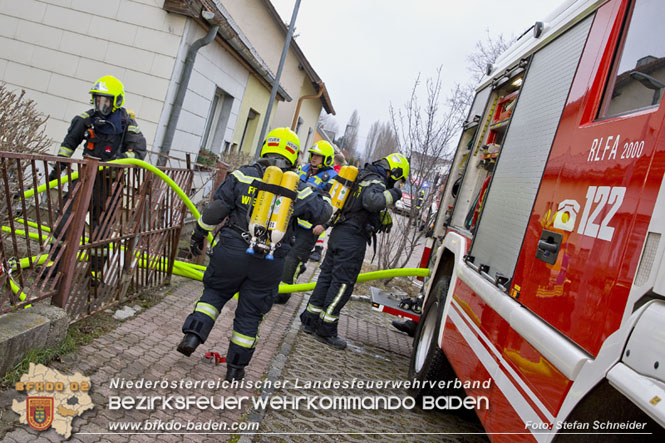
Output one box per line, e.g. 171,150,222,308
408,276,458,401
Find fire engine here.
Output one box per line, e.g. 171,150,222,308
410,0,665,440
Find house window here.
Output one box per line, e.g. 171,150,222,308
599,0,665,118
239,109,259,153
201,88,233,155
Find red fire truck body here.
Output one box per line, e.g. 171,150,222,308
410,0,665,440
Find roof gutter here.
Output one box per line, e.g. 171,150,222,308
210,0,291,101
162,0,291,101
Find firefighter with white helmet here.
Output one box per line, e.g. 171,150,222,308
300,153,409,349
276,140,338,304
177,128,332,381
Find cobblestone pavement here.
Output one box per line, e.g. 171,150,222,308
252,296,488,443
2,277,302,443
2,265,488,442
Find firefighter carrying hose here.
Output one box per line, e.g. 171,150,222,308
300,153,409,349
177,128,332,381
275,140,338,304
47,75,146,283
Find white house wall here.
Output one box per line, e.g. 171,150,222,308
0,0,250,163
0,0,185,154
164,21,249,159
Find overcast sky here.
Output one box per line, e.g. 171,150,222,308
270,0,564,152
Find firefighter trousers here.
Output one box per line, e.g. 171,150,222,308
281,226,317,285
181,234,283,368
51,169,118,274
300,225,366,337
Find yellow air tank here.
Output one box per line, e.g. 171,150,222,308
247,166,282,254
330,165,358,212
266,171,299,259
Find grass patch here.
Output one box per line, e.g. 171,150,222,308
0,276,183,388
0,310,117,389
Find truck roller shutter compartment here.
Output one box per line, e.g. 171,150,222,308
469,15,594,282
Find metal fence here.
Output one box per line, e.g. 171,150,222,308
0,152,194,321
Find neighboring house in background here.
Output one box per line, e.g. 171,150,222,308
221,0,335,156
0,0,333,165
310,125,340,159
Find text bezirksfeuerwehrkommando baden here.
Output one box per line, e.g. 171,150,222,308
108,377,492,411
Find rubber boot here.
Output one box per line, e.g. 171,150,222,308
274,293,291,305
392,319,417,337
309,245,323,262
225,365,246,381
314,333,347,350
176,333,201,357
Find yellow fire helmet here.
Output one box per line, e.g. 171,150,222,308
308,140,335,167
260,127,301,167
384,153,410,182
89,75,125,114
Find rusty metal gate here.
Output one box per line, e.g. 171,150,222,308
0,152,193,321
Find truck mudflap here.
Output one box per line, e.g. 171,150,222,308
369,286,421,322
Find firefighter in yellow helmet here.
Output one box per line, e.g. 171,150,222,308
178,128,332,381
51,75,146,164
276,140,338,304
300,153,409,349
47,75,146,284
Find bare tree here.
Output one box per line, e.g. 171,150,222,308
0,82,53,243
364,120,398,163
466,29,512,82
450,30,512,116
0,84,51,154
376,32,513,274
376,67,464,272
340,110,360,161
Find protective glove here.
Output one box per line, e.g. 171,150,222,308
190,225,206,257
378,210,393,233
48,162,67,182
48,168,59,182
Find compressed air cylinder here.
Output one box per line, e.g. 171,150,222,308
246,166,282,254
266,171,299,259
330,165,358,211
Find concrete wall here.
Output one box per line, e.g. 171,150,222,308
0,0,186,155
0,304,68,378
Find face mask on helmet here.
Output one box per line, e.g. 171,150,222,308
93,94,113,116
373,158,391,172
261,153,293,170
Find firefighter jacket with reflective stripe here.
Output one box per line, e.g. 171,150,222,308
338,164,396,239
58,108,147,161
204,161,333,257
297,164,337,229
